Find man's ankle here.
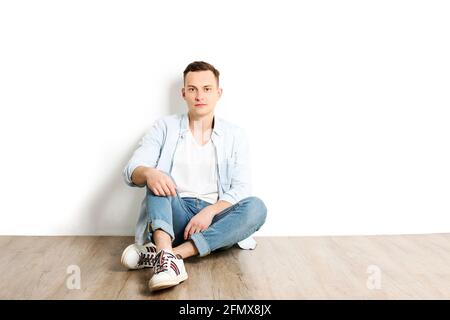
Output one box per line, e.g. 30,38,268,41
157,247,173,254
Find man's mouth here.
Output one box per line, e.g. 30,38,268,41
194,104,207,107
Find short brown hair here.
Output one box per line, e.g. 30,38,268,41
183,61,220,87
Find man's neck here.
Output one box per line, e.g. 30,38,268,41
188,112,214,132
188,111,214,143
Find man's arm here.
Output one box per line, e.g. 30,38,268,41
208,199,232,217
123,119,164,187
131,166,152,187
131,166,177,196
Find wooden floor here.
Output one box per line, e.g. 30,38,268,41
1,234,450,299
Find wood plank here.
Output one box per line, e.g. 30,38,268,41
1,235,450,299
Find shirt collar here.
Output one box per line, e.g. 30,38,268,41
180,112,223,136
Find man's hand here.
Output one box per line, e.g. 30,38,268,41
184,206,216,240
145,168,177,197
183,200,232,240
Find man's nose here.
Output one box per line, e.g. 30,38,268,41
195,92,204,101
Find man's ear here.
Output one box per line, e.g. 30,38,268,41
181,87,185,98
218,88,223,98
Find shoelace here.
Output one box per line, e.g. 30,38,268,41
137,252,153,267
153,251,175,274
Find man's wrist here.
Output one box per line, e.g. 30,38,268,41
143,167,155,181
209,200,232,217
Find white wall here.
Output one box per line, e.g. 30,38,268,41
1,1,449,237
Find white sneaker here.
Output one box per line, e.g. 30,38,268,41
148,249,188,291
120,242,158,270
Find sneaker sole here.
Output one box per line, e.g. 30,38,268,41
121,244,155,270
149,273,189,291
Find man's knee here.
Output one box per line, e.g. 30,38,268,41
242,196,267,228
145,171,178,197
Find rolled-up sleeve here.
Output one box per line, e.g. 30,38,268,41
123,119,165,187
219,128,252,204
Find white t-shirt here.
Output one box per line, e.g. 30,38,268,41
170,129,218,204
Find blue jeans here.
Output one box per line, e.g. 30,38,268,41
145,176,267,257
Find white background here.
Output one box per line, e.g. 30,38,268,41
1,0,449,237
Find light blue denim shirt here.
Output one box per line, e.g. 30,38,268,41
123,113,253,245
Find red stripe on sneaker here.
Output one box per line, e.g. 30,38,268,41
170,261,180,275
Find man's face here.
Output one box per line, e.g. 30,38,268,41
182,70,222,118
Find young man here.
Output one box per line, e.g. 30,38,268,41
121,61,267,291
